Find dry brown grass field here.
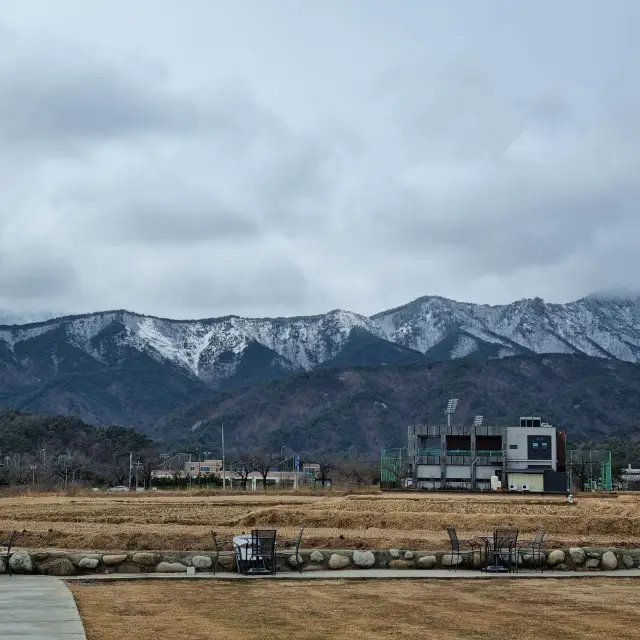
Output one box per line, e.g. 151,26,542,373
3,489,640,551
68,578,640,640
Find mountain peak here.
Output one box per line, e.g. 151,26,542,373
1,292,640,437
584,288,640,302
374,291,640,362
1,290,640,395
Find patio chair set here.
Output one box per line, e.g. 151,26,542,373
212,528,304,575
0,531,16,577
2,525,550,577
447,527,547,573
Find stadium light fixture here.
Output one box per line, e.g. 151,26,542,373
445,398,459,427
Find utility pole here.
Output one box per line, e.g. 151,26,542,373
222,423,226,491
135,461,141,491
129,452,133,490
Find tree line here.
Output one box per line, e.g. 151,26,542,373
0,409,383,490
0,408,158,489
153,452,380,490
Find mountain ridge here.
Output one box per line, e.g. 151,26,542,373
2,293,640,385
152,353,640,454
5,291,639,327
0,291,639,433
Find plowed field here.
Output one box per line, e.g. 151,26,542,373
2,491,640,551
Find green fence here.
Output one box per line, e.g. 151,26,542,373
380,448,409,490
567,449,612,491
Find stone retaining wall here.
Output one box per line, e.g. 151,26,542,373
2,547,639,576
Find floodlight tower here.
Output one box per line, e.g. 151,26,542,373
473,415,484,427
160,453,171,471
445,398,459,427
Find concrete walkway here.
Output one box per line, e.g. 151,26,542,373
0,577,86,639
65,568,640,582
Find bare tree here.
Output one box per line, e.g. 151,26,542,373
5,453,25,486
383,456,410,489
99,457,130,488
343,458,373,486
46,450,87,487
250,451,283,490
51,455,71,486
138,449,161,488
568,459,594,492
315,455,337,487
231,453,254,489
9,453,34,486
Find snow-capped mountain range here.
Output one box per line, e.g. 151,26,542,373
373,293,640,362
1,293,640,390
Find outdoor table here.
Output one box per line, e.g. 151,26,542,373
475,535,509,573
233,534,253,573
233,533,273,575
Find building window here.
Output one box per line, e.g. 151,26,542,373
527,434,552,460
200,466,211,472
509,445,518,450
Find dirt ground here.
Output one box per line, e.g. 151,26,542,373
68,578,640,640
3,490,640,551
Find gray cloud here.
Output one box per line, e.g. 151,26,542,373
167,260,311,314
110,245,311,317
0,49,194,151
0,247,79,299
0,2,639,318
58,168,262,245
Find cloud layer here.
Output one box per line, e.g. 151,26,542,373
1,1,639,319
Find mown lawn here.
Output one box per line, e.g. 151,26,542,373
69,577,640,640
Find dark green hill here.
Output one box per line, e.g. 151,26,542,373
0,407,159,487
0,407,153,456
0,355,209,430
153,354,640,455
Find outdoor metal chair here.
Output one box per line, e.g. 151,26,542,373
211,530,241,575
446,527,483,571
493,528,519,573
0,530,17,577
516,528,546,573
248,529,277,575
275,527,304,573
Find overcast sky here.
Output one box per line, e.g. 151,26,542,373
1,1,638,319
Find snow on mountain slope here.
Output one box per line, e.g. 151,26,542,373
372,294,640,362
0,292,639,391
0,308,388,385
